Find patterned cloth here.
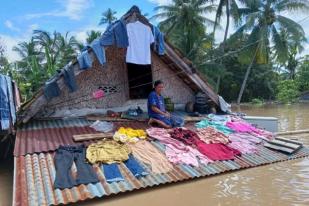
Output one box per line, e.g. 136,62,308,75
146,127,212,167
195,127,230,144
227,133,261,154
195,119,234,135
86,140,131,164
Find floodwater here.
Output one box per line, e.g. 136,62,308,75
1,103,309,206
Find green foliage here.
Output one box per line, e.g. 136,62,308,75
99,8,117,26
296,58,309,92
276,80,299,103
251,98,264,105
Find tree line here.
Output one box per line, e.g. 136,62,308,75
0,0,309,104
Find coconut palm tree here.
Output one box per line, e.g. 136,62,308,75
57,32,80,68
234,0,309,104
99,8,117,26
152,0,216,56
86,30,102,44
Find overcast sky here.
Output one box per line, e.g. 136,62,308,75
0,0,308,62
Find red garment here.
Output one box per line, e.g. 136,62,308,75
170,128,241,161
195,140,241,161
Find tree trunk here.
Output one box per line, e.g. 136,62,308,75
222,0,230,49
216,75,221,93
237,49,258,104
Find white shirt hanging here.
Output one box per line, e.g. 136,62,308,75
126,21,154,65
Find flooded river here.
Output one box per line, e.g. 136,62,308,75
1,103,309,206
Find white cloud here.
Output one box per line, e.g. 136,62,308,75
71,24,106,44
4,20,20,32
26,0,94,20
149,0,172,6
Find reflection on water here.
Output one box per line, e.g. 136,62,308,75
2,104,309,206
233,103,309,132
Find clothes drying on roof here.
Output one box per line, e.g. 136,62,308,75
207,114,231,124
227,133,260,154
78,50,93,70
170,128,240,161
126,21,154,65
86,140,131,164
146,127,212,167
63,64,78,92
128,140,173,174
195,127,230,144
100,20,129,48
102,155,148,183
90,39,106,65
90,120,114,133
54,145,99,189
196,118,234,135
0,74,16,130
152,25,165,55
113,127,147,143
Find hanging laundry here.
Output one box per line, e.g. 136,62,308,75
128,140,173,174
90,39,106,65
195,127,230,144
63,64,78,92
100,20,129,48
196,119,234,135
113,127,146,143
90,120,113,132
146,127,212,167
86,140,131,164
78,50,92,70
227,134,260,154
126,21,154,65
218,95,231,113
44,79,61,100
152,25,165,55
92,89,105,99
0,75,14,130
54,145,99,189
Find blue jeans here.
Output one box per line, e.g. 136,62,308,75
90,39,106,65
77,50,92,70
54,145,99,189
100,20,129,48
63,65,77,92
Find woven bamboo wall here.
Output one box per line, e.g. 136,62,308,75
39,47,195,116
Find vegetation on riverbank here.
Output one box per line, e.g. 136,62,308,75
0,0,309,104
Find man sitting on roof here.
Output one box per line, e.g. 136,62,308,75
147,80,184,128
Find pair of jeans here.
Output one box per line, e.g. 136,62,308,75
90,39,106,65
102,155,148,183
100,20,129,48
63,64,78,92
152,26,165,55
77,50,93,70
54,145,99,189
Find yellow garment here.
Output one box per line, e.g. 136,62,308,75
86,140,131,164
113,127,146,143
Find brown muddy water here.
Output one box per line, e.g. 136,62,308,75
1,103,309,206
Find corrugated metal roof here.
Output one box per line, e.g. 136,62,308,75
13,142,309,206
14,119,148,156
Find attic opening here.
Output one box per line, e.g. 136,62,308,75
127,63,153,99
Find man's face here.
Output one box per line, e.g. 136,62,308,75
155,83,164,94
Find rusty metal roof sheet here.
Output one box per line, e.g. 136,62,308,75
13,142,309,206
14,118,148,156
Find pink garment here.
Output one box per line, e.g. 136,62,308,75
146,127,212,166
226,120,274,140
195,127,230,144
195,140,241,161
93,89,105,99
228,133,260,154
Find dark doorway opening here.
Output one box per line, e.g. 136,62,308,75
127,63,153,99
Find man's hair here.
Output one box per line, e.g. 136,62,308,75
154,80,163,88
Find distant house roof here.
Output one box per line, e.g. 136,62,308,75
18,5,219,124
